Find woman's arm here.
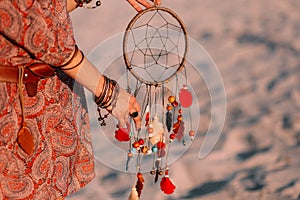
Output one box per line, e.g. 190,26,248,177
60,47,141,129
67,0,78,12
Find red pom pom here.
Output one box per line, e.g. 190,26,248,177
115,128,130,142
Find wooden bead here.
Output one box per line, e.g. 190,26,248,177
177,115,183,121
138,138,144,145
171,101,178,107
141,146,148,154
156,141,165,149
169,133,176,140
166,104,172,111
127,152,133,157
133,141,140,149
148,127,154,133
189,130,195,137
168,96,176,103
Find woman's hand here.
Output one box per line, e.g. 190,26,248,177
109,88,141,130
127,0,161,12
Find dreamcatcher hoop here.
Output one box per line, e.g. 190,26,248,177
123,6,188,85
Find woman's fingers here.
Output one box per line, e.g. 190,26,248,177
153,0,161,6
127,0,143,12
136,0,153,8
129,96,141,130
127,0,159,12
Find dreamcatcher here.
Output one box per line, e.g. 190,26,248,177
116,6,195,199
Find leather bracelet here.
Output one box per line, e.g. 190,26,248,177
51,45,84,70
60,50,84,70
101,80,118,109
95,77,108,105
57,45,79,68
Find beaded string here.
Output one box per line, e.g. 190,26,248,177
75,0,101,9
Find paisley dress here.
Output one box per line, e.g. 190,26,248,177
0,0,95,199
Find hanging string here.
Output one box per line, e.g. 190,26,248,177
18,66,25,125
183,64,188,85
161,83,165,129
126,65,132,94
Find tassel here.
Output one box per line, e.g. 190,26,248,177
115,127,130,142
135,173,144,197
166,111,172,132
160,169,176,195
128,187,139,200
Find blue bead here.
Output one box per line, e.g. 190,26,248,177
152,146,158,152
131,148,137,153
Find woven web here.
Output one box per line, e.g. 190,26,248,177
124,8,187,85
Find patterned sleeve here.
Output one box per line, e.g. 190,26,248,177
0,0,76,66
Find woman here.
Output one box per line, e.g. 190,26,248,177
0,0,161,199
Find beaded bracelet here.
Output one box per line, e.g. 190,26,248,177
75,0,101,9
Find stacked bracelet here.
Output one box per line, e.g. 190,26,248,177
95,76,119,109
95,76,120,126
